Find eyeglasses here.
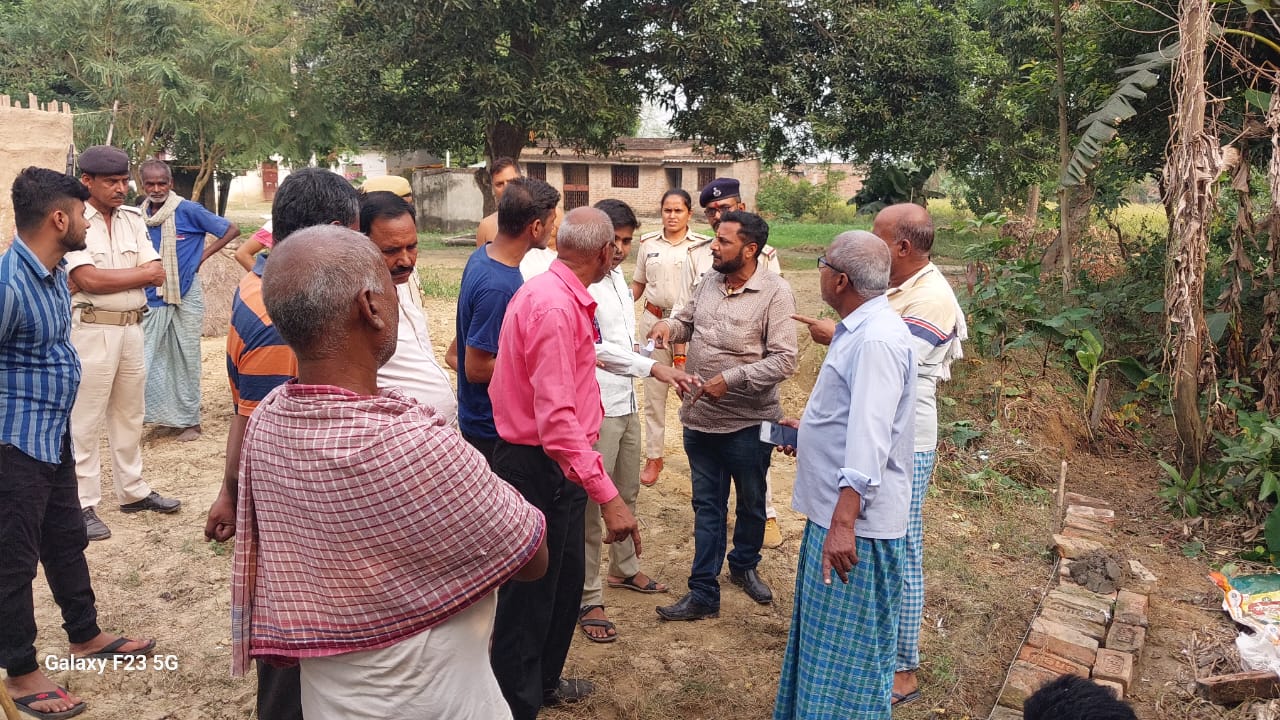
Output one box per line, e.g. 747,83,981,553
817,255,849,275
704,202,736,217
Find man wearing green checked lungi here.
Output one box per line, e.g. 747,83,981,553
139,159,240,442
774,230,916,720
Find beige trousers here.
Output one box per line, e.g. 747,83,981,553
582,413,643,607
71,321,151,508
637,311,673,460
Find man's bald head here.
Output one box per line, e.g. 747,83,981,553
872,203,934,255
261,226,395,361
829,230,891,298
556,207,614,256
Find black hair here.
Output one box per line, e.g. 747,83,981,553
497,178,560,237
272,167,360,244
138,158,172,181
594,199,639,231
719,210,769,252
1023,675,1137,720
12,166,90,233
490,156,520,177
359,191,415,235
660,188,692,211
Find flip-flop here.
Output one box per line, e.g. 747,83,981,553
608,574,669,594
577,605,617,644
891,690,922,706
11,686,86,720
543,677,595,706
83,637,156,660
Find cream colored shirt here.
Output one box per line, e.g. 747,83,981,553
633,228,707,311
66,204,160,312
886,263,962,451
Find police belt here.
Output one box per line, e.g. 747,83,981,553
644,301,670,319
77,305,146,326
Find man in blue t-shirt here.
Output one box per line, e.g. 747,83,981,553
447,178,560,462
138,159,240,441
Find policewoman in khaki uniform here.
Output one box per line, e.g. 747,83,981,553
630,188,707,488
688,178,786,548
68,146,181,542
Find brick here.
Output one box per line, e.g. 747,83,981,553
1054,534,1105,560
1105,623,1146,656
1018,645,1090,678
1061,526,1114,545
1094,678,1125,700
1127,560,1158,593
1066,505,1115,524
989,706,1025,720
999,661,1062,709
1039,608,1106,642
1047,589,1114,618
1054,581,1118,605
1063,515,1114,537
1031,616,1100,657
1114,590,1149,628
1042,597,1110,627
1065,492,1110,509
1093,648,1135,691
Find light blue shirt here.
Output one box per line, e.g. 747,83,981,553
791,295,916,538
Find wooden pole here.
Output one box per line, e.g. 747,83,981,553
1057,460,1069,529
0,684,21,720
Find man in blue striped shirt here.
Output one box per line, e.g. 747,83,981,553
1,167,157,720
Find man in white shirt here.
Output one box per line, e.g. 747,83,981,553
576,199,697,643
360,191,458,424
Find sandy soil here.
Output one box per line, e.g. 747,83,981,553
22,244,1249,719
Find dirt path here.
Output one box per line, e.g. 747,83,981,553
24,245,1242,719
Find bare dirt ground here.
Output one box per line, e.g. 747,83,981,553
23,242,1257,719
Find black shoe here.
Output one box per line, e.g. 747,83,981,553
543,677,594,707
120,491,181,514
656,592,720,621
730,568,773,604
82,508,111,541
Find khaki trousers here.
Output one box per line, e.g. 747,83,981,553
71,322,151,508
582,413,642,607
637,311,672,460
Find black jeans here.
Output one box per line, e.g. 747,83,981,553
255,661,302,720
489,440,588,720
0,435,100,677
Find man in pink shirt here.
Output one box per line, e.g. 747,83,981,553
489,206,696,718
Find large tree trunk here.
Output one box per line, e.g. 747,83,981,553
1164,0,1223,475
478,120,527,215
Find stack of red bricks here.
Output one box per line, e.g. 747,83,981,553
987,493,1150,720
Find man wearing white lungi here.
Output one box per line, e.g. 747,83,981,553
139,159,240,442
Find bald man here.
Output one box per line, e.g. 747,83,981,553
489,207,695,718
794,203,966,705
775,231,916,720
232,226,547,718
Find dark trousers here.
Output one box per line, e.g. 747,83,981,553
462,432,499,467
489,440,588,720
0,436,100,677
255,661,302,720
683,425,771,607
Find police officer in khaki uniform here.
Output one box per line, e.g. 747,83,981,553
631,188,707,488
69,146,181,542
690,178,786,548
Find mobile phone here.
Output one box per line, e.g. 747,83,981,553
759,421,798,447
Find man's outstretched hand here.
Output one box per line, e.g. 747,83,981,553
651,362,702,396
793,314,836,346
